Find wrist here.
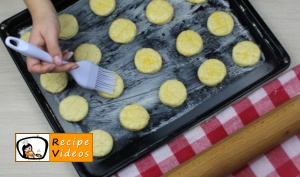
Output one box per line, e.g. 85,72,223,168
24,0,57,22
31,10,58,23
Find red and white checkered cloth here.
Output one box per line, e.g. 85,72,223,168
115,65,300,177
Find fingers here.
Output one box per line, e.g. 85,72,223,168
27,58,78,74
27,60,56,74
62,50,74,61
44,28,63,66
48,62,79,73
26,42,76,74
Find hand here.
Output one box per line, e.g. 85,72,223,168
24,0,78,74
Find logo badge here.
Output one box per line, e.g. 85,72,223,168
16,133,93,162
16,134,50,162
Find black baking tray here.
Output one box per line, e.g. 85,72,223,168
1,0,290,176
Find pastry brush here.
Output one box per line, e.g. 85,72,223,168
5,37,116,95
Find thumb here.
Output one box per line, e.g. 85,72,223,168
44,30,63,66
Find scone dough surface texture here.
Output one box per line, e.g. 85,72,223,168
159,80,187,107
188,0,206,3
74,43,102,64
232,41,261,67
40,73,68,93
20,31,31,42
135,48,162,74
90,0,116,16
176,30,203,57
90,129,113,157
109,19,137,44
58,14,79,40
198,59,227,87
146,0,174,25
59,95,89,122
119,104,150,131
98,74,124,99
207,11,234,36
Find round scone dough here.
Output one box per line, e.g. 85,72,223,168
198,59,227,87
119,104,150,131
146,0,174,25
98,74,124,99
90,129,113,157
187,0,206,4
74,43,102,65
58,14,79,40
59,95,89,122
20,31,31,42
176,30,203,57
207,11,234,36
109,19,137,44
40,73,68,93
90,0,116,16
134,48,162,74
232,41,261,67
159,80,187,107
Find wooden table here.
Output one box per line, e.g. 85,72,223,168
0,0,299,176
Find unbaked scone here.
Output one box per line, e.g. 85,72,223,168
207,11,234,36
58,14,79,40
90,129,113,157
109,19,137,44
20,31,31,42
74,43,102,65
134,48,162,74
40,73,68,93
119,104,150,131
90,0,116,16
232,41,261,67
176,30,203,57
198,59,227,87
59,95,89,122
146,0,174,25
187,0,206,3
159,80,187,107
98,74,124,99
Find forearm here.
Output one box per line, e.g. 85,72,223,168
24,0,57,21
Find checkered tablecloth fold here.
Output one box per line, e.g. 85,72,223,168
116,65,300,177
